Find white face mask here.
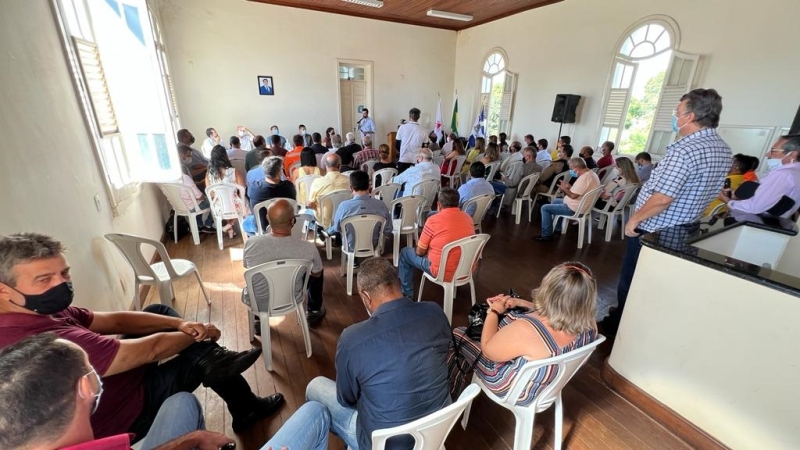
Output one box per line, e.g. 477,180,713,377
238,130,245,137
766,158,783,171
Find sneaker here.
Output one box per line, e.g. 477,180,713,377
306,305,327,325
200,226,216,234
196,347,262,386
532,235,553,242
231,393,285,433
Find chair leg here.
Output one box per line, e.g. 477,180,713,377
260,313,273,371
512,408,537,450
577,220,585,249
188,215,201,246
469,279,476,306
417,277,426,302
554,395,565,450
247,311,255,342
496,195,504,218
157,281,175,309
346,254,355,296
326,237,333,260
393,233,400,267
588,218,593,244
605,214,614,242
173,214,179,243
216,218,223,250
193,271,211,305
133,280,141,311
443,283,454,325
297,307,313,358
461,374,479,429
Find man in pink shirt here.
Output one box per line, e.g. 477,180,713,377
534,157,601,241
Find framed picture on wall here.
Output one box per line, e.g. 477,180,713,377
258,76,274,96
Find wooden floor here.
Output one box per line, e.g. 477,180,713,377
146,206,690,450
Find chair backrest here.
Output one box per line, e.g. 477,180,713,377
205,183,246,220
373,168,398,188
264,212,313,240
499,336,606,413
517,173,541,199
607,183,640,214
104,233,177,281
442,155,467,178
433,234,491,284
158,183,201,216
546,171,569,196
461,194,494,228
371,384,481,450
361,160,378,177
390,195,425,233
374,183,402,210
294,174,321,206
288,162,301,179
319,189,352,227
570,186,604,217
341,214,387,257
243,259,313,315
412,179,440,211
484,162,500,180
432,154,445,167
253,198,300,235
598,166,618,185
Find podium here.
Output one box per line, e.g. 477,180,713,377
387,131,397,162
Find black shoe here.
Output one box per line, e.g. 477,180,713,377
533,235,553,242
197,347,262,386
306,305,327,324
200,226,216,234
231,393,285,433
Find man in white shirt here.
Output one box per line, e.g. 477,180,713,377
237,126,255,151
358,109,376,143
392,148,439,197
536,138,552,169
395,108,427,173
201,127,222,157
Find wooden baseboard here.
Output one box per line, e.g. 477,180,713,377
602,360,729,450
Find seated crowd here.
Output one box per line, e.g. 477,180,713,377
4,93,799,450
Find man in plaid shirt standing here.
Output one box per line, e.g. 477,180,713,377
603,88,731,335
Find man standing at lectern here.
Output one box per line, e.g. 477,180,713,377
358,108,376,144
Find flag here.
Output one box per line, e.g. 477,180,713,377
450,97,459,135
467,105,485,149
433,97,444,141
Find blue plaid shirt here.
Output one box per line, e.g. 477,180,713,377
635,128,731,232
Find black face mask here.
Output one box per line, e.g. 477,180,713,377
189,136,196,145
12,281,74,315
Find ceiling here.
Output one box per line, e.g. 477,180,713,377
248,0,563,31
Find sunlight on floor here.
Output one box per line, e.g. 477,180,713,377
228,247,243,262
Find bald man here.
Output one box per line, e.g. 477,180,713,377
307,154,351,225
243,200,326,324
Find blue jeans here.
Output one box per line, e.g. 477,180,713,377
193,199,214,227
398,247,432,298
262,401,331,450
140,393,204,450
539,198,574,237
306,377,359,450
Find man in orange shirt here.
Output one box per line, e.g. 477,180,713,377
284,134,305,177
398,188,475,298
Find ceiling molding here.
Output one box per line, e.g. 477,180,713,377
248,0,563,32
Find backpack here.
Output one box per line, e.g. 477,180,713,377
165,210,191,241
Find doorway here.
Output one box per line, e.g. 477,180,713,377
338,60,373,141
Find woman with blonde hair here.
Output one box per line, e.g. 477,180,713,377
595,157,640,210
372,144,397,186
481,142,500,165
451,262,598,405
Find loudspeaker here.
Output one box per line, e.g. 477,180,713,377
789,104,800,136
551,94,581,124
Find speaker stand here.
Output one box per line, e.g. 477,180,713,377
556,119,565,151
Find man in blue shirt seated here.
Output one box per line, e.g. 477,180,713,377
305,257,452,450
330,170,393,252
458,161,496,216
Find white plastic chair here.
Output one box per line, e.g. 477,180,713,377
361,160,378,178
510,173,541,225
461,194,494,234
597,166,617,185
411,178,441,223
552,186,604,249
484,161,501,180
265,212,314,240
205,183,248,250
442,155,467,188
339,214,387,295
319,189,353,260
243,259,313,372
374,183,402,211
461,336,607,450
294,174,321,207
252,198,300,235
532,171,569,208
389,195,425,267
373,168,398,188
432,154,445,167
288,162,301,180
104,233,210,311
372,384,481,450
157,183,210,246
592,184,639,242
417,234,491,324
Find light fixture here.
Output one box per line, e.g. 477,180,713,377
342,0,383,7
427,9,473,22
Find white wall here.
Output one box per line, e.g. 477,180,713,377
454,0,800,149
0,0,166,311
156,0,457,146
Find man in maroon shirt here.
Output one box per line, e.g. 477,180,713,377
0,233,284,441
597,140,616,169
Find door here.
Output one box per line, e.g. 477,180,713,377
339,63,368,139
646,51,700,155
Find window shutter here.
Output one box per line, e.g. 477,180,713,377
603,89,630,127
499,71,517,134
72,37,119,136
646,51,701,155
599,58,637,143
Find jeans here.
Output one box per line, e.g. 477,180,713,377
262,401,331,450
539,198,574,236
398,247,432,298
306,377,359,450
128,305,258,442
604,233,646,335
139,393,204,450
192,199,214,228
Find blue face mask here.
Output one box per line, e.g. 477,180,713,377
272,129,279,135
671,115,680,133
569,169,578,178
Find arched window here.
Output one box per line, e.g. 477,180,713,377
598,17,700,156
478,50,516,138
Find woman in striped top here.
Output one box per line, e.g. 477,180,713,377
452,262,597,406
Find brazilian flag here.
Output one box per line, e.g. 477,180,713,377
450,98,459,135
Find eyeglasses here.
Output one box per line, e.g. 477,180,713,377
672,109,690,117
768,148,784,154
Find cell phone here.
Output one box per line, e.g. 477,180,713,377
221,443,236,450
508,288,521,298
724,178,731,190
